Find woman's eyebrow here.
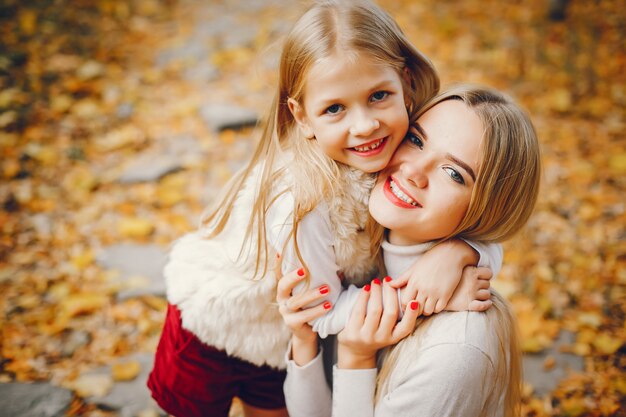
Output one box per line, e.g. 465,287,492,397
414,122,476,181
446,153,476,182
413,123,427,139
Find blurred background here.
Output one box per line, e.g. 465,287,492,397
0,0,624,416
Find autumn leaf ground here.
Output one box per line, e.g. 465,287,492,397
0,0,624,416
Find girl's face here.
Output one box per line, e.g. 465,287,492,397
369,100,484,246
288,52,409,173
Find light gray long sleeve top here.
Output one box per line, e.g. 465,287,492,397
284,240,507,417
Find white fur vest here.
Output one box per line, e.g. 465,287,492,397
164,164,377,369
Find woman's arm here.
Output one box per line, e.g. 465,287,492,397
333,279,419,416
276,268,332,417
332,280,497,417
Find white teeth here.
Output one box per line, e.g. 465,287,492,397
390,179,419,206
354,138,384,152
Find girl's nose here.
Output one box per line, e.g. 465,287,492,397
349,110,380,137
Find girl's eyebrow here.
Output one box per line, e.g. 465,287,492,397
414,122,476,182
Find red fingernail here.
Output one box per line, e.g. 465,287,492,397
373,278,381,285
323,301,332,310
364,284,371,292
297,268,305,277
384,276,392,282
410,301,419,311
319,285,329,294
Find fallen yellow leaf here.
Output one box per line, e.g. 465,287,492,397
118,217,154,238
71,374,113,397
112,360,141,381
592,332,622,355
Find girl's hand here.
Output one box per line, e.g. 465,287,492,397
390,240,479,315
445,266,493,312
337,278,419,369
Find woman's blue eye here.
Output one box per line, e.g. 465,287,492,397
405,132,423,149
371,91,389,102
444,167,465,185
325,104,344,115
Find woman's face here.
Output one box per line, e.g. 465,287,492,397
369,99,484,246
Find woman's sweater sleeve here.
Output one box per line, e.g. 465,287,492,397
284,346,332,417
332,343,495,417
332,366,377,417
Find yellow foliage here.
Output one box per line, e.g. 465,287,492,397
117,217,155,238
112,360,141,381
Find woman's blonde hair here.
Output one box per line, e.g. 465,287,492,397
375,85,540,416
202,0,439,278
436,84,541,243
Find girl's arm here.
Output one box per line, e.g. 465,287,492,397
270,200,366,338
391,240,502,315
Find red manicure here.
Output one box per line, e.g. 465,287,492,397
297,268,305,277
364,284,371,292
410,301,419,311
323,301,332,310
319,285,329,294
373,278,381,285
384,276,392,282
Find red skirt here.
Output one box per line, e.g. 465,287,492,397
148,304,287,417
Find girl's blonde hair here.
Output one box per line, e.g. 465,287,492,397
376,85,541,416
202,0,439,278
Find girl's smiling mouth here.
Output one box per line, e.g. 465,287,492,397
383,176,422,208
349,136,387,156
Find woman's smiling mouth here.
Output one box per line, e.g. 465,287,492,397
383,176,422,208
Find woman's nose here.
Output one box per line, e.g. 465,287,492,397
402,159,429,188
349,110,380,137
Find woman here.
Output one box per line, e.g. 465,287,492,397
277,85,540,417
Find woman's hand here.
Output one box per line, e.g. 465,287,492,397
276,265,332,365
337,277,420,369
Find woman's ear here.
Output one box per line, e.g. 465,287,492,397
287,98,315,139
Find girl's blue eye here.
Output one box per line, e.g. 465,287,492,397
371,91,389,102
405,132,423,149
444,167,465,185
325,104,344,115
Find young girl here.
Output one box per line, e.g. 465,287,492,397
148,2,500,416
279,84,541,417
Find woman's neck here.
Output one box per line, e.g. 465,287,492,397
387,230,429,246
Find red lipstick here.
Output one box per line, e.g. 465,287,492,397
382,176,421,209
